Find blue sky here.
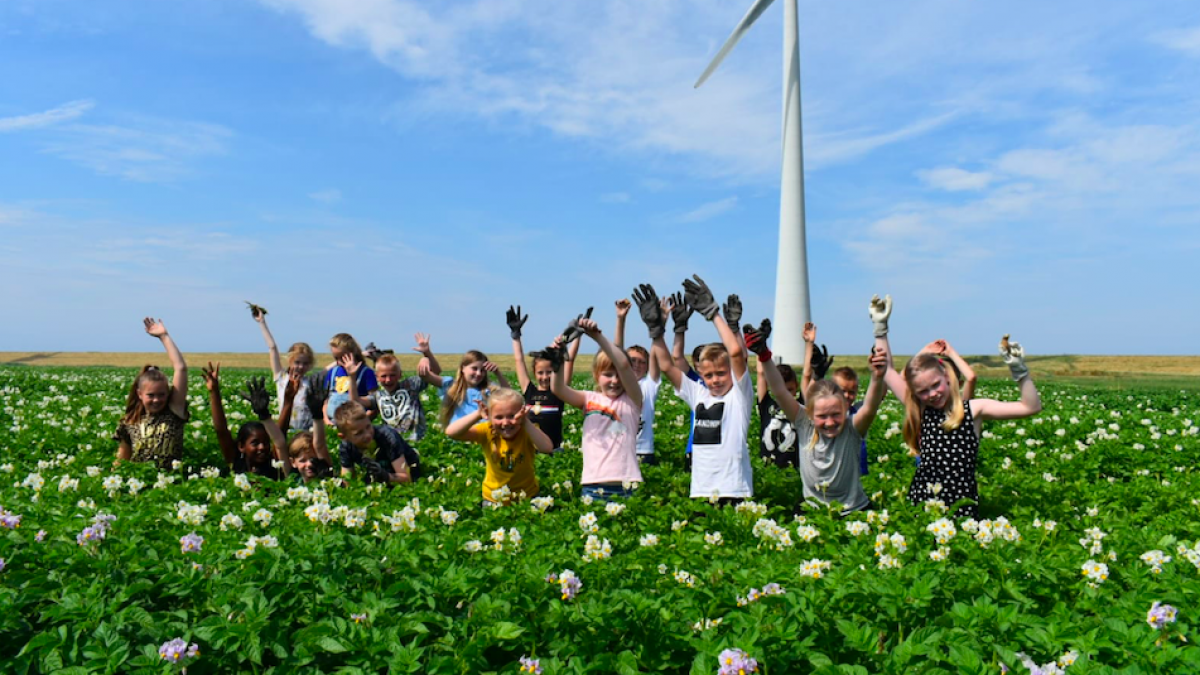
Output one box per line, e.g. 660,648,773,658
2,0,1198,357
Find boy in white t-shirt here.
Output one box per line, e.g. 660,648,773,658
614,297,674,466
633,275,753,501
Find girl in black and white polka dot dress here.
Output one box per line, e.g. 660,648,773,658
866,295,1043,516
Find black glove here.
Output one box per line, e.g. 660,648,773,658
360,457,391,485
631,284,665,339
309,456,333,479
506,305,528,340
811,344,834,380
722,294,742,326
246,301,267,319
682,274,718,320
670,291,693,334
304,374,330,417
241,376,272,420
742,319,772,362
560,307,594,345
540,344,567,373
362,342,383,362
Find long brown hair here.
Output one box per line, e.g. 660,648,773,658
440,351,488,426
121,365,170,425
902,353,964,453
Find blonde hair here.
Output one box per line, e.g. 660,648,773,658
902,353,964,454
288,431,318,460
591,350,615,388
485,387,525,413
287,342,314,367
697,344,729,367
802,379,847,450
440,350,488,426
375,354,400,371
329,333,365,364
121,365,170,425
333,401,370,429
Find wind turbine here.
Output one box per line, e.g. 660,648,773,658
696,0,810,365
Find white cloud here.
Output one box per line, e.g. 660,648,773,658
42,118,231,182
1153,26,1200,57
918,167,994,191
0,99,93,132
672,196,738,224
308,188,342,204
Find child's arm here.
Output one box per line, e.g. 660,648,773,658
723,294,744,349
755,358,768,402
744,321,802,422
800,322,816,394
445,404,489,443
632,284,681,389
145,318,188,418
507,307,532,391
264,418,291,477
242,375,286,460
519,405,555,454
683,275,746,379
669,291,692,373
547,340,588,409
579,318,642,408
852,349,888,436
251,305,284,379
563,335,582,384
278,367,301,435
201,363,239,465
413,333,444,386
303,375,332,461
973,336,1042,422
940,340,977,401
484,361,510,389
869,294,907,399
613,298,631,350
340,355,378,418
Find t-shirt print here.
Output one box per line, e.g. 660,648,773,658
693,402,725,445
585,398,629,438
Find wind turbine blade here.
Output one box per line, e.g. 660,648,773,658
694,0,778,88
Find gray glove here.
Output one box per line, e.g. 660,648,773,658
682,275,719,321
868,294,892,338
999,334,1029,381
632,284,665,339
561,307,594,345
670,291,693,335
506,305,528,340
722,294,742,327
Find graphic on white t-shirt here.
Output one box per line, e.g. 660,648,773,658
693,402,725,445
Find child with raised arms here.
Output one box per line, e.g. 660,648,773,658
200,363,293,481
249,302,317,431
636,276,754,502
325,333,378,425
439,351,510,427
347,333,443,442
114,318,189,469
613,297,669,465
508,306,581,450
545,313,643,501
445,387,555,506
747,321,887,514
334,402,420,485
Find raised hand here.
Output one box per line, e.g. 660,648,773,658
417,357,432,378
615,299,631,320
285,366,303,400
742,319,773,361
200,362,221,392
506,305,529,340
682,275,719,321
920,340,947,355
868,347,888,377
668,291,693,334
868,294,892,337
631,284,665,339
304,374,330,417
338,353,360,375
575,317,601,338
802,322,816,343
722,294,743,327
540,342,567,373
561,307,595,345
241,376,273,420
483,361,501,375
412,332,432,355
143,317,168,339
362,342,383,362
246,301,268,321
811,344,834,380
999,334,1030,381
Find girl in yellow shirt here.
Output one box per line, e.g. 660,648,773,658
445,388,555,505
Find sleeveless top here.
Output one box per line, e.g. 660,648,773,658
906,401,979,517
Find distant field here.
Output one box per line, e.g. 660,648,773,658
2,351,1199,389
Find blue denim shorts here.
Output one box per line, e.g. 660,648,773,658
581,483,634,502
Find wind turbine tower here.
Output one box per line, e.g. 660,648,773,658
696,0,810,365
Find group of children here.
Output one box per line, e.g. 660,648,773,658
115,283,1041,517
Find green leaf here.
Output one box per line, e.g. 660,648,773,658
491,621,526,641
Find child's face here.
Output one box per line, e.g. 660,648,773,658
292,453,318,480
338,417,374,449
783,378,799,399
597,369,625,399
290,354,314,374
533,360,554,391
628,352,649,380
489,398,524,440
698,358,732,397
239,428,272,465
377,364,402,390
833,375,859,407
810,395,847,438
911,368,949,409
464,361,487,387
331,347,347,363
138,380,169,414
